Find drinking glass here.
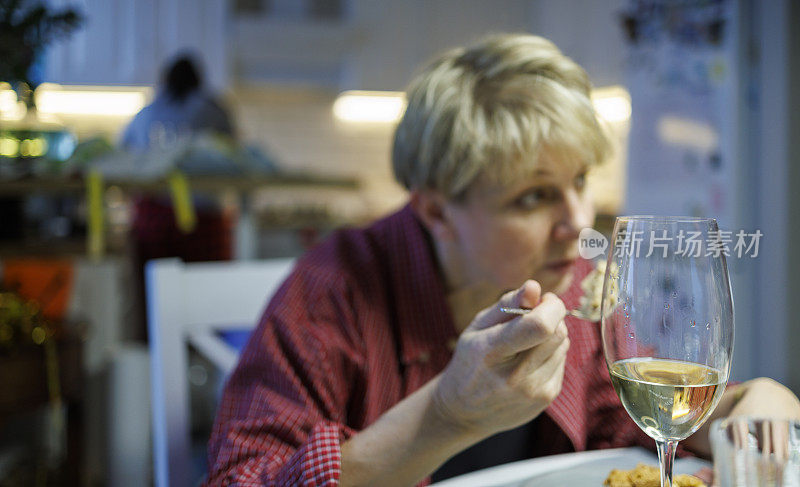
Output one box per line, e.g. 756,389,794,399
710,417,800,486
601,216,734,487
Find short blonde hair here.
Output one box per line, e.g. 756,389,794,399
392,33,611,200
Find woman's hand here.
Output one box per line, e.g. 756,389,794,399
727,377,800,420
432,280,569,438
340,280,569,487
690,381,800,486
683,377,800,459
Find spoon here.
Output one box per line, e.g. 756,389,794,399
499,258,619,322
500,306,598,321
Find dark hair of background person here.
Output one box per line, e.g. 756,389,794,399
163,56,202,101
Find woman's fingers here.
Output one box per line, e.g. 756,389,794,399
468,280,542,332
484,293,567,361
506,321,569,387
761,419,772,456
434,281,570,437
519,335,570,395
733,419,747,449
768,419,790,462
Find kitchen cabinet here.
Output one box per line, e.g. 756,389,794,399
43,0,228,90
232,0,531,90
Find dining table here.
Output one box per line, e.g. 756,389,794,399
429,446,710,486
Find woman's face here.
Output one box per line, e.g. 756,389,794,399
443,151,595,296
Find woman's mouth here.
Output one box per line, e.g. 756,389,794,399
543,259,577,274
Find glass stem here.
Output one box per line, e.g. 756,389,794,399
656,439,678,487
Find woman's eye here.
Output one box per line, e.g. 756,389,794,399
574,172,587,190
515,189,551,209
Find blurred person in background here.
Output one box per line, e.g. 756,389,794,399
120,53,236,340
205,34,800,486
121,53,234,150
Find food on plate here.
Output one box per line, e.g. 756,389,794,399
603,463,706,487
576,260,618,321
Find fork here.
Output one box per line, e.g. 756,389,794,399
500,306,598,321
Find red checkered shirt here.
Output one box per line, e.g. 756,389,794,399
205,204,652,486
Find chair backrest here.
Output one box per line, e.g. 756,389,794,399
146,257,295,487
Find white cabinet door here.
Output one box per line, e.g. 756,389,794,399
44,0,228,90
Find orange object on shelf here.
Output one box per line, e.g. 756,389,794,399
2,259,74,321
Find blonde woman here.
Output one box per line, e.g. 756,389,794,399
206,34,800,486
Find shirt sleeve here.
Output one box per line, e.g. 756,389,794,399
205,270,362,486
584,346,654,451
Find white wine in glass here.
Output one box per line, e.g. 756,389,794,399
601,216,734,487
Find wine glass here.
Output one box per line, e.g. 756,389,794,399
601,216,734,487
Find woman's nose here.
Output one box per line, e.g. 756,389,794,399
553,190,593,241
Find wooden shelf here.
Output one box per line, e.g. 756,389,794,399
0,172,359,197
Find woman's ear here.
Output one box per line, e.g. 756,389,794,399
409,190,456,241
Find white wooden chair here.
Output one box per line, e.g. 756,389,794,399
146,257,295,487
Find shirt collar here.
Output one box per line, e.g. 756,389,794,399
382,204,458,365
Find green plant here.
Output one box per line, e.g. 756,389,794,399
0,0,83,91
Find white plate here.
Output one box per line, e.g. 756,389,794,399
431,447,710,487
